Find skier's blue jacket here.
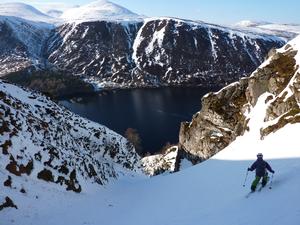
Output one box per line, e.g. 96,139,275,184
248,158,274,177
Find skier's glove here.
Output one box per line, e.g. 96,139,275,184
247,168,251,171
272,170,275,174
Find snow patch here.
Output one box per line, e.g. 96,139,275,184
61,0,144,24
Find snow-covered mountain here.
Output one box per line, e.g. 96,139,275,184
0,79,141,210
45,17,285,89
1,36,300,225
0,1,290,92
61,0,144,23
0,3,58,76
0,2,57,24
234,20,300,40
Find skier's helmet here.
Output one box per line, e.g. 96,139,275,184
257,153,263,158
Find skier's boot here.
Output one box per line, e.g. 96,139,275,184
262,175,269,187
251,185,256,192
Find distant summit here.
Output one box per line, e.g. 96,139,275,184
234,20,270,27
61,0,144,23
0,2,55,24
234,20,300,39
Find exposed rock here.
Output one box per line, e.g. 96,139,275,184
0,197,17,211
37,169,54,182
142,146,179,176
179,79,249,162
3,175,12,187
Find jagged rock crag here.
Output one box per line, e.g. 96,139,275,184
179,79,249,162
179,36,300,163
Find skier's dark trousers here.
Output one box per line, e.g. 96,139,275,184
248,153,275,191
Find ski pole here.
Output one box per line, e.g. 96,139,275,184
243,170,249,187
269,174,274,189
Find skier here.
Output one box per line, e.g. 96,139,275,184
248,153,275,191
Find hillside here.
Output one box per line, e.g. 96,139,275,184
0,79,141,212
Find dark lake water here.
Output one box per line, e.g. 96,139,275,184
59,87,219,154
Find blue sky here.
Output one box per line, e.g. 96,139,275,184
5,0,300,25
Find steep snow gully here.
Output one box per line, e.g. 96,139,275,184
2,57,300,225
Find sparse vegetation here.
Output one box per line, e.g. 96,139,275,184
3,69,94,99
124,128,143,155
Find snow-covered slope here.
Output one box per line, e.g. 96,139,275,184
0,79,141,210
61,0,144,23
234,20,300,40
1,36,300,225
0,3,57,75
0,2,57,25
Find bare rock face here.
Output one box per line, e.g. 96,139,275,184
179,36,300,163
179,79,249,162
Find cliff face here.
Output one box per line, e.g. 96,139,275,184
46,21,142,87
0,16,286,91
132,18,284,87
179,80,249,162
45,18,285,89
0,16,51,76
179,35,300,163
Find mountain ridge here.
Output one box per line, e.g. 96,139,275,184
0,1,299,92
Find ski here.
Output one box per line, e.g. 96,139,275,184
257,185,264,192
245,191,255,198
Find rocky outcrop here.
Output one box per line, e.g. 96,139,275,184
179,35,300,163
0,197,17,211
141,146,179,176
179,79,249,162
